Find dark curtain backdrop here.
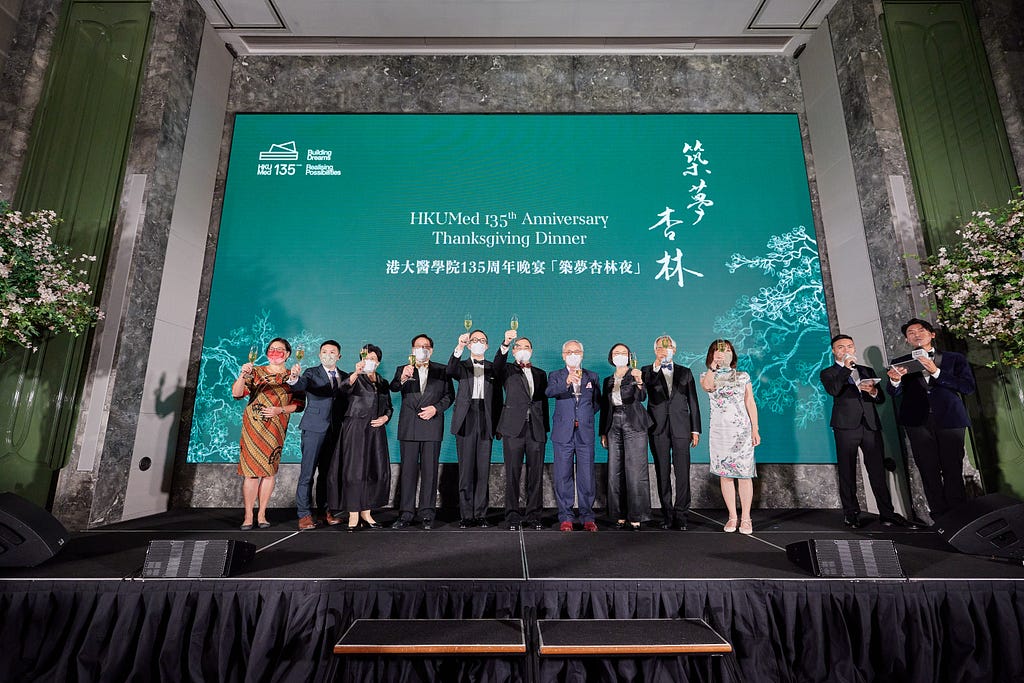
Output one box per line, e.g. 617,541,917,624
1,579,1021,682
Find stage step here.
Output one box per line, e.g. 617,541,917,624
537,618,732,656
334,618,526,655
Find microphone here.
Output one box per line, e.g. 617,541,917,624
842,353,857,368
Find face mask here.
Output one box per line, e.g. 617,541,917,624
720,351,733,365
267,350,288,364
362,359,378,373
612,354,629,368
565,353,582,368
413,347,430,362
320,351,338,368
663,348,674,361
469,342,487,356
514,349,532,363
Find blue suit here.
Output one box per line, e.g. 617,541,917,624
546,367,602,523
290,365,346,519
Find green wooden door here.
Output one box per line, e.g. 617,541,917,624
0,1,151,506
882,0,1024,496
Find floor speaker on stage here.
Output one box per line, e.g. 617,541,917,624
142,539,256,578
935,493,1024,560
786,539,904,578
0,492,70,567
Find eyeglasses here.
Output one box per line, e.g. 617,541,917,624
468,337,487,344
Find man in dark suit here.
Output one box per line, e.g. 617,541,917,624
493,330,549,531
390,334,454,529
886,318,977,519
820,334,911,529
546,340,602,532
641,335,701,530
287,340,347,530
446,329,500,528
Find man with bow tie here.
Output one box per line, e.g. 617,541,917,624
886,318,976,520
390,334,455,529
287,340,347,530
493,330,549,530
447,330,500,528
546,340,602,531
641,335,702,530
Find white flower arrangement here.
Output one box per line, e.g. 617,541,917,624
918,190,1024,368
0,199,104,352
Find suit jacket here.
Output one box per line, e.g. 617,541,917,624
545,367,601,445
492,349,550,438
389,361,455,441
885,349,975,428
338,373,393,421
599,373,653,436
820,362,884,430
641,363,702,436
290,365,348,433
445,353,500,438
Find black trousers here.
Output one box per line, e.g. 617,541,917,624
905,418,967,517
833,422,894,516
649,422,691,523
398,440,441,521
502,423,545,523
606,410,652,523
456,400,492,519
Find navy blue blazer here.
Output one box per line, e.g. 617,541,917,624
290,365,347,433
545,367,601,445
885,349,975,428
820,362,884,431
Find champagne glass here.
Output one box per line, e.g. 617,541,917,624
715,341,729,372
295,345,305,362
510,314,519,331
660,336,672,349
248,346,258,364
408,353,416,367
359,341,368,361
629,352,638,370
463,313,473,332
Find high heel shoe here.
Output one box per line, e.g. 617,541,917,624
360,519,382,529
723,518,738,533
739,518,753,535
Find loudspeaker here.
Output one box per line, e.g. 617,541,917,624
0,492,70,567
935,494,1024,560
142,539,256,578
786,539,904,578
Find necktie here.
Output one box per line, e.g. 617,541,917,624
328,370,337,390
849,365,861,385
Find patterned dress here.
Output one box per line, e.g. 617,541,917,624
707,370,756,479
237,366,303,477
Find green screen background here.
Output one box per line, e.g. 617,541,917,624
188,113,835,465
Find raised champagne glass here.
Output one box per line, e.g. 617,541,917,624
295,345,305,363
248,346,258,364
629,352,638,370
464,313,473,332
510,314,519,331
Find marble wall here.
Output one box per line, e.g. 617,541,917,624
975,0,1024,181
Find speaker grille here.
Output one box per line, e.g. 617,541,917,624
813,539,904,578
143,540,234,578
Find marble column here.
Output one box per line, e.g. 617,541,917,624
974,0,1024,180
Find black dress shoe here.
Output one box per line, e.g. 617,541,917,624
531,520,544,530
630,523,641,532
843,513,863,529
475,518,491,528
676,521,688,531
459,518,471,529
659,521,672,530
392,519,411,529
880,513,918,529
508,521,521,531
422,519,434,530
614,521,627,530
362,520,383,529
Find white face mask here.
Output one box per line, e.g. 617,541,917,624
720,351,734,365
469,342,487,356
413,347,430,362
663,348,674,361
612,354,629,368
362,359,378,373
514,349,532,363
565,353,582,368
320,350,338,368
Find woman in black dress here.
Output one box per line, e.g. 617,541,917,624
334,343,393,530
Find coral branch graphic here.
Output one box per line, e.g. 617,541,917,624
715,226,831,428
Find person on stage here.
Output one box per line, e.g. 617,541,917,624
447,330,499,528
641,335,701,530
336,344,392,530
232,338,303,530
699,339,759,534
599,343,652,531
886,318,977,520
286,340,346,530
546,340,602,532
820,334,911,529
390,334,454,530
493,330,549,531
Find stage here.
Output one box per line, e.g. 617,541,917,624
2,508,1023,682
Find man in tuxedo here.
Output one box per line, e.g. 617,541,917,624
287,340,347,530
886,318,977,519
446,329,500,528
390,334,454,529
493,330,549,531
546,340,602,532
820,334,911,529
641,335,701,530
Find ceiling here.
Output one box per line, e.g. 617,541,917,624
197,0,838,56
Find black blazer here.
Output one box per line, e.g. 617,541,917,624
599,373,653,436
389,361,455,441
641,363,702,436
492,349,550,438
820,362,884,430
885,349,975,428
445,353,500,439
290,365,348,433
338,373,393,421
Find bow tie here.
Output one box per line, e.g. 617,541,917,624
472,360,485,367
415,362,429,368
518,362,531,369
661,362,674,370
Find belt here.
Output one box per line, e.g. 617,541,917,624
611,405,627,414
